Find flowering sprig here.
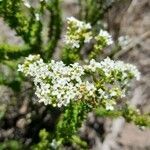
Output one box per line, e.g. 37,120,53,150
85,58,140,81
64,17,92,48
63,17,114,62
89,29,113,59
18,55,140,110
18,54,143,147
16,17,149,149
94,29,113,48
64,17,113,49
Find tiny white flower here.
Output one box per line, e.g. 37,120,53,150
98,29,113,45
84,35,92,43
110,91,117,97
35,13,40,21
18,64,24,72
106,104,114,110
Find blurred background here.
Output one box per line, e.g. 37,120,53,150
0,0,150,149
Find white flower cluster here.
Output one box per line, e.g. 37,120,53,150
97,87,125,110
64,17,92,48
18,55,140,109
85,57,140,81
64,17,114,52
96,29,113,46
84,58,140,110
18,55,96,107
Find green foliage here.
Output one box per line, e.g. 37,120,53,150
0,0,29,42
0,104,6,120
44,0,62,59
32,129,51,150
0,44,30,60
56,102,91,144
0,140,23,150
32,102,91,149
0,0,62,60
79,0,116,26
0,59,22,91
122,105,150,127
95,105,150,127
0,0,62,91
62,46,81,64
